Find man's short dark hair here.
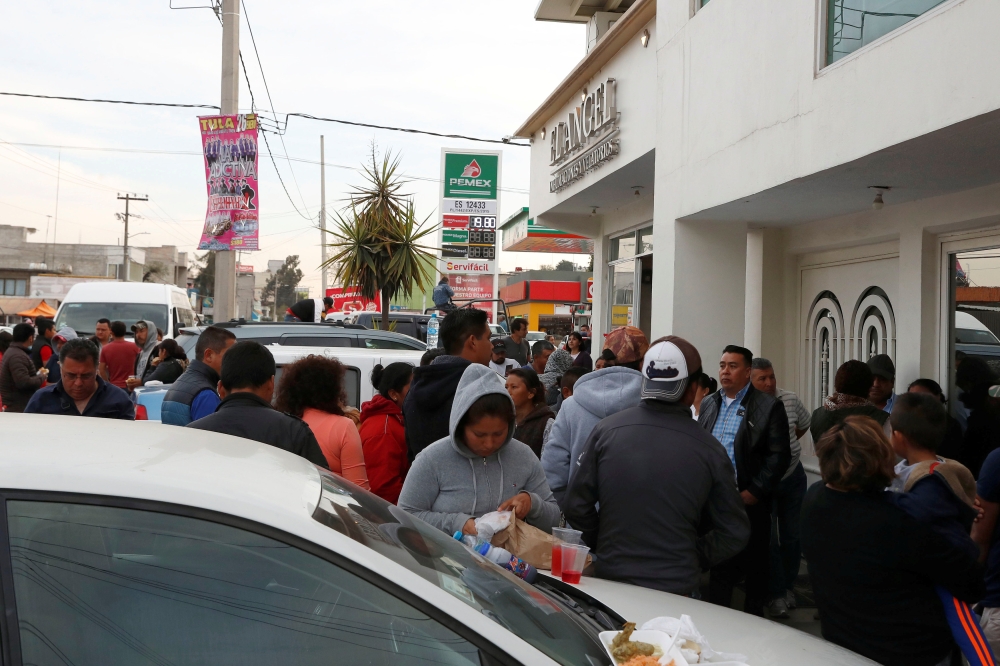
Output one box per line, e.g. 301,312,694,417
12,323,34,343
751,357,773,371
196,325,237,361
36,318,55,335
220,341,275,390
96,318,111,326
510,318,528,334
531,340,555,356
420,347,446,366
59,338,99,367
440,308,488,355
834,360,873,398
110,320,127,338
722,345,752,366
561,366,589,392
890,392,948,452
322,297,334,309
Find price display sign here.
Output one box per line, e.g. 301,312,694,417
468,230,496,246
469,216,496,229
468,246,496,260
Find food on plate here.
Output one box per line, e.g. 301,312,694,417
611,623,658,663
621,656,672,666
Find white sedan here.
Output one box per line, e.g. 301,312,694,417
0,415,872,665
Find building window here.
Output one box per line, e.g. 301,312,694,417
606,227,654,333
827,0,948,65
3,278,26,296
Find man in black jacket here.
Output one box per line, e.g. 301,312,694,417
565,336,750,596
698,345,790,616
29,317,56,371
403,308,493,459
0,323,46,412
187,341,327,468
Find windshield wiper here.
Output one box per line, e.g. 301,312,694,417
531,578,621,634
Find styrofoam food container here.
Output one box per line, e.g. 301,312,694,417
599,629,687,665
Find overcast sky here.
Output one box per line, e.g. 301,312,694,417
0,1,586,295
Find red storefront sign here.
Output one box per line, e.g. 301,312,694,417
325,286,381,313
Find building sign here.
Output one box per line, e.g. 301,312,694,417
587,277,594,303
443,199,498,216
236,264,254,274
443,153,499,199
549,78,620,193
440,149,501,321
325,286,380,313
197,114,260,251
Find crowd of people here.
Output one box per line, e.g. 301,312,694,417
10,305,1000,664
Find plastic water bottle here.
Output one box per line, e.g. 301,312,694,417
453,532,538,583
426,313,439,349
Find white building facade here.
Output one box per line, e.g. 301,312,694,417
516,0,1000,411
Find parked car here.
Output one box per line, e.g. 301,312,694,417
0,414,872,665
173,320,427,360
134,346,425,421
54,281,196,339
526,330,547,342
349,312,433,344
956,310,1000,375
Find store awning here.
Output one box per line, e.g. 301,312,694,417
501,208,594,254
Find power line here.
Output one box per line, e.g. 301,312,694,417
241,0,311,218
0,90,527,146
0,91,219,110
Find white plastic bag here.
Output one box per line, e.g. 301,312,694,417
473,510,513,542
640,615,749,664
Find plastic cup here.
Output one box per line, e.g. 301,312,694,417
550,528,581,578
560,544,589,584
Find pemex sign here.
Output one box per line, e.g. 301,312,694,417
443,153,499,199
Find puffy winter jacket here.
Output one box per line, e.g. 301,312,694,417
0,345,45,413
359,394,409,504
541,366,643,506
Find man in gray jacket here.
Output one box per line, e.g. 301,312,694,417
398,363,561,536
564,336,750,596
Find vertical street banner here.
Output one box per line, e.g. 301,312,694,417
438,149,501,321
198,114,260,251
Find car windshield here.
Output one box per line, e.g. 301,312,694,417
525,332,546,342
957,327,1000,345
56,302,168,337
312,471,611,666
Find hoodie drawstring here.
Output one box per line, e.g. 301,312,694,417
469,458,477,515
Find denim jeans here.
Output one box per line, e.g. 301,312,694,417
769,462,807,599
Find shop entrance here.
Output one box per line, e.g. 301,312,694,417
948,246,1000,458
606,225,653,339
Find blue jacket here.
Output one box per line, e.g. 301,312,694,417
432,282,454,307
161,360,220,426
24,376,134,419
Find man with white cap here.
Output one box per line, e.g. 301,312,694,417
563,336,750,596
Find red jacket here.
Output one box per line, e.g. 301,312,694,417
359,394,409,504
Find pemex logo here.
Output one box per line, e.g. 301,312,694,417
461,160,482,178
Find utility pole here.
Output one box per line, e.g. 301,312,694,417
117,193,148,282
213,0,240,322
320,135,328,296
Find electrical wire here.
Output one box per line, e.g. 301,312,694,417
0,90,527,146
0,91,219,110
241,0,312,218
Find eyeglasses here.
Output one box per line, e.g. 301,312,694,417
62,371,97,383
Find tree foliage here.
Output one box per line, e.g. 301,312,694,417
555,259,577,271
191,252,216,297
322,146,437,328
263,255,304,319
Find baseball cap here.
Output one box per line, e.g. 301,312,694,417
53,327,78,344
492,339,506,351
640,336,702,402
131,321,149,332
604,326,649,365
867,354,896,380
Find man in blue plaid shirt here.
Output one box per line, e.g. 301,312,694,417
698,345,791,616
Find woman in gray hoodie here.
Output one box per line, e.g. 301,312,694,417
398,363,561,536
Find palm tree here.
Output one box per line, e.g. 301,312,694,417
322,147,437,329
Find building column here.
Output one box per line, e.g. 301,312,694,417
744,229,765,356
896,226,939,387
662,219,749,361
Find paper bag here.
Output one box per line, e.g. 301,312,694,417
490,519,592,570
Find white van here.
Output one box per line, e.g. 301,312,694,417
54,282,196,339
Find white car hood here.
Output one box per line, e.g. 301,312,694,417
554,575,876,665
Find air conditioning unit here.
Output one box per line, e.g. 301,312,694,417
586,12,620,53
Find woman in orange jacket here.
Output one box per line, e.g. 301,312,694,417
359,362,413,504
